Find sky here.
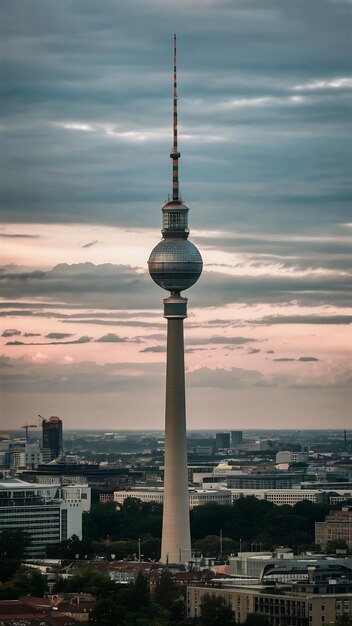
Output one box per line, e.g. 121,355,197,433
0,0,351,431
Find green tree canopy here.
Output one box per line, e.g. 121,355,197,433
334,615,352,626
199,593,236,626
244,614,271,625
89,597,124,625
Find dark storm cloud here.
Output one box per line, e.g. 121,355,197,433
139,345,166,353
0,262,350,310
0,354,337,396
62,319,165,328
0,0,350,256
254,314,352,325
188,336,257,346
6,335,92,346
273,356,320,362
1,328,21,337
95,333,127,343
0,355,164,394
0,233,40,239
45,332,73,339
82,240,99,248
199,230,352,274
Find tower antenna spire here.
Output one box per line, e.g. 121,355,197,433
171,33,181,201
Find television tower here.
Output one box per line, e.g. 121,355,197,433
148,35,203,564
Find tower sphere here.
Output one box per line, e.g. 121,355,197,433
148,237,202,293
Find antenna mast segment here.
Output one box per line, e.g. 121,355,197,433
171,34,181,201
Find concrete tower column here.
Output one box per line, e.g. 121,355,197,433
161,295,191,564
148,36,202,565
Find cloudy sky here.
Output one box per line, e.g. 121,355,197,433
1,0,351,431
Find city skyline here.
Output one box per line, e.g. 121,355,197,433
1,1,351,430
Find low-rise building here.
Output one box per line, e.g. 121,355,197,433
229,551,352,583
315,507,352,550
276,451,309,464
187,579,352,625
113,487,232,508
229,488,326,506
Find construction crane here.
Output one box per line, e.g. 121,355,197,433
20,423,37,441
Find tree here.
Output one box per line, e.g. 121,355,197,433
154,568,186,621
326,539,349,553
334,615,352,626
193,534,236,557
127,572,150,611
89,598,124,625
154,569,177,609
0,529,32,582
47,533,92,559
199,593,236,626
53,569,117,597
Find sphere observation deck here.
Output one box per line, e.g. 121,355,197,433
148,237,202,293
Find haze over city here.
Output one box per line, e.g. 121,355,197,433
1,0,351,429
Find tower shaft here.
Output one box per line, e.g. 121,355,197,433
148,36,202,566
161,296,191,564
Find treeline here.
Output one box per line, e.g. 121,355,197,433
78,496,330,558
0,497,334,569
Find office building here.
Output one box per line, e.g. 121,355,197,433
42,416,63,460
276,450,309,464
215,432,231,449
229,551,352,582
315,507,352,551
0,439,43,471
231,431,243,447
229,488,326,506
226,471,304,490
148,36,202,563
0,478,89,556
187,579,352,625
113,487,231,509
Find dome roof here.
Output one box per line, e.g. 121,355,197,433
148,238,202,293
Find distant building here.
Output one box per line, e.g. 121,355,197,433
276,450,309,464
203,471,304,490
315,507,352,550
0,439,43,471
231,431,243,447
0,478,89,556
99,492,114,503
114,487,232,509
215,433,230,449
229,551,352,583
42,416,63,460
230,488,326,506
187,577,352,625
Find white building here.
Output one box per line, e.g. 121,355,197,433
0,439,44,470
230,488,326,506
113,487,232,509
0,478,90,556
276,451,309,464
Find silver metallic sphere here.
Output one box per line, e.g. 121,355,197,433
148,238,203,293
